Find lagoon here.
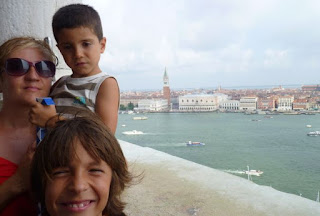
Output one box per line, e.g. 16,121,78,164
116,112,320,201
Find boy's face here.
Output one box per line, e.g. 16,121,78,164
56,27,106,78
45,139,112,216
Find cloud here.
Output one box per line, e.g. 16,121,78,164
85,0,320,90
263,49,289,68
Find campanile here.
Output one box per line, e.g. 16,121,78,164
163,67,171,105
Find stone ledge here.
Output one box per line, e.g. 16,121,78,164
119,140,320,216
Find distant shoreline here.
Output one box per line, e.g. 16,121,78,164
120,83,317,92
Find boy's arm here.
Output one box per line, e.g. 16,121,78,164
95,78,119,134
29,102,58,128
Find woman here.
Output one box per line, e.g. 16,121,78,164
0,37,56,215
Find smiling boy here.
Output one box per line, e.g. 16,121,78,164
31,113,132,216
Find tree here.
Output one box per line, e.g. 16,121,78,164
119,104,126,111
127,102,134,110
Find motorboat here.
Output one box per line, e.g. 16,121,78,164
186,141,205,146
307,131,320,136
306,125,312,128
122,130,143,135
133,116,148,120
245,165,263,180
245,169,264,176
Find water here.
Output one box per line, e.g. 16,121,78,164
116,112,320,201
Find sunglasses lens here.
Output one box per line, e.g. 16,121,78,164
5,58,29,76
35,61,56,77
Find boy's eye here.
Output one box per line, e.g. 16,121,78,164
52,168,69,176
61,45,72,50
89,168,104,173
82,42,91,47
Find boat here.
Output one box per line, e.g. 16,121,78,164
307,131,320,136
306,125,312,128
122,130,143,135
133,116,148,120
121,124,126,127
264,116,273,119
245,166,263,179
245,169,264,176
316,191,319,202
186,141,205,146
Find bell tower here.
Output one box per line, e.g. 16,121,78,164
163,67,171,106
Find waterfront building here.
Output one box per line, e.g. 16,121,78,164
257,97,276,111
239,96,257,111
292,98,309,111
120,98,141,107
220,100,239,111
162,67,171,106
136,99,168,112
179,93,228,111
277,96,294,111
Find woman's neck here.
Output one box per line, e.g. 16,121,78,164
0,105,33,129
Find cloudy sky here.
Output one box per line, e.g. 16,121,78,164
83,0,320,91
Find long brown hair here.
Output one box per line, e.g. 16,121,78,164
31,111,132,216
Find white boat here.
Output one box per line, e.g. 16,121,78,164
245,166,263,180
133,116,148,120
306,125,312,128
121,124,126,127
307,131,320,136
245,169,264,176
186,141,205,146
122,130,143,135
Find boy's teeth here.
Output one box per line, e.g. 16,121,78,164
68,202,87,208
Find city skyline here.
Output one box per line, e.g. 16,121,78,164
84,0,320,91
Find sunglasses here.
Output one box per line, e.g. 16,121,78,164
5,58,56,78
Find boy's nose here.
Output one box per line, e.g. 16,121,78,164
68,174,89,193
74,47,84,58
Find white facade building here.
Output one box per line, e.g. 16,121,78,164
239,97,258,111
277,96,294,111
179,93,228,111
136,99,169,111
220,100,239,110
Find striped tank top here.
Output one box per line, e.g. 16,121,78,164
50,73,114,115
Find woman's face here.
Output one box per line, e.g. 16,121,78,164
1,47,52,106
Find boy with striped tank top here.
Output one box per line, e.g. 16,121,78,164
30,4,119,134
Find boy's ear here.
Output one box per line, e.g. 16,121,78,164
100,37,106,54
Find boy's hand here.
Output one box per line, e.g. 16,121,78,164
29,102,57,128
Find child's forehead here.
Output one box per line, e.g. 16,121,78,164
69,140,102,164
56,26,99,42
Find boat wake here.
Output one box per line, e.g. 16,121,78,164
222,169,246,175
146,142,187,147
223,168,264,177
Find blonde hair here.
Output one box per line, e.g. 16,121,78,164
0,36,56,73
